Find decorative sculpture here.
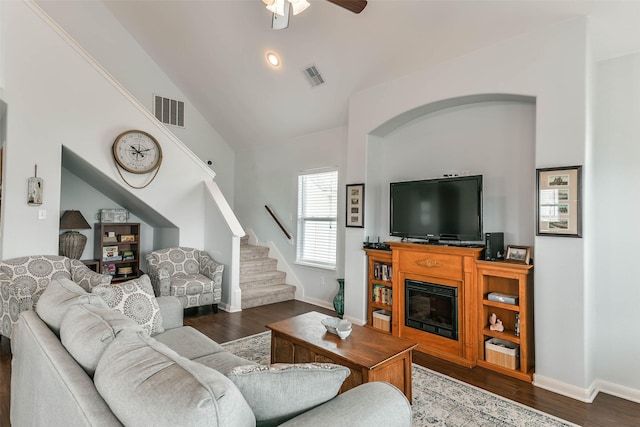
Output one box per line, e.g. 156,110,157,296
489,312,505,332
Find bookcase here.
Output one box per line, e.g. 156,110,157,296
364,249,393,333
94,223,141,282
475,260,534,381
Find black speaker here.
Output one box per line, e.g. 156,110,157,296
485,232,504,261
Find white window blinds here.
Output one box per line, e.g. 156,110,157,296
296,169,338,269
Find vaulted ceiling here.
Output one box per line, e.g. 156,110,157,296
38,1,640,150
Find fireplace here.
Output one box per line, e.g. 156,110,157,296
405,279,458,340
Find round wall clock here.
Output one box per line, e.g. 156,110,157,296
112,130,163,189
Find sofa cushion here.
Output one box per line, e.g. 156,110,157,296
94,331,256,427
92,275,164,336
227,363,350,427
60,304,143,376
153,326,226,360
35,277,107,335
194,351,257,375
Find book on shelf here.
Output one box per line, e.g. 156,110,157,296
104,263,117,276
103,246,118,259
103,256,122,262
373,262,393,281
372,283,392,305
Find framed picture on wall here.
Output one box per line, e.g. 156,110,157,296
346,183,365,228
536,165,582,237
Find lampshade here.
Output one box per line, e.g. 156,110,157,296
266,0,286,16
60,210,91,230
264,0,310,17
290,0,310,15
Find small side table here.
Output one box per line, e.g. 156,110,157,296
81,259,100,272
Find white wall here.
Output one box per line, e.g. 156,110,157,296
0,2,219,264
593,52,640,400
35,0,236,204
367,101,536,247
235,126,348,306
345,18,595,399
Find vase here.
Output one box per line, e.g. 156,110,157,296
333,279,344,319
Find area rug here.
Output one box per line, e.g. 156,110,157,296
221,332,578,427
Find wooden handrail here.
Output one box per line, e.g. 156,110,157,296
265,205,292,240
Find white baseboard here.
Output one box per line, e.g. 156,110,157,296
533,374,598,402
296,295,365,326
594,379,640,404
534,374,640,404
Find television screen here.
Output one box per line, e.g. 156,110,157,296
390,175,483,242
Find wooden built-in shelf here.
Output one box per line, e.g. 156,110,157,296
363,243,535,382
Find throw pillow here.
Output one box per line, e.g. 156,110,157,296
35,277,108,335
94,331,255,427
92,275,164,336
227,363,350,427
60,304,143,376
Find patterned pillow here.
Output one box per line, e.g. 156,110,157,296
227,363,350,426
92,275,164,336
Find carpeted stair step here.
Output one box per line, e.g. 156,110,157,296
240,258,278,275
240,270,287,289
241,284,296,309
240,245,270,261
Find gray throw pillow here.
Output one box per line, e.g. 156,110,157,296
35,277,107,335
227,363,350,427
60,304,143,376
92,274,164,336
94,331,255,427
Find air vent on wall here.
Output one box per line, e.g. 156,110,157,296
303,65,325,87
153,95,185,128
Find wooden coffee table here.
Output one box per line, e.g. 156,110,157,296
266,311,417,402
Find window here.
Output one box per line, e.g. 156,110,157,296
296,169,338,269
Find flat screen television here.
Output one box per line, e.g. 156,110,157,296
389,175,483,243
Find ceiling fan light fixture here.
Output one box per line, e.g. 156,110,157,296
266,0,286,16
261,0,275,5
290,0,310,15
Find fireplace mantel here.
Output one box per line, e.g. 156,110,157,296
387,242,483,367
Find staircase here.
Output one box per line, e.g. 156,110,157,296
240,236,296,309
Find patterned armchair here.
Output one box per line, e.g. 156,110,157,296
144,247,223,311
0,255,112,338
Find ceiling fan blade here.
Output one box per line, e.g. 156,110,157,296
325,0,367,14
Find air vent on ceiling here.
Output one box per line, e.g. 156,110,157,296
153,95,185,128
303,65,325,87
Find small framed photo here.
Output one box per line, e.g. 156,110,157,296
505,245,532,265
346,183,365,228
119,234,136,242
536,165,582,237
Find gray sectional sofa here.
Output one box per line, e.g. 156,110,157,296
10,276,412,426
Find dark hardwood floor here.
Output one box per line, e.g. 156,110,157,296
1,300,638,426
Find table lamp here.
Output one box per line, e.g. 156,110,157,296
59,210,91,259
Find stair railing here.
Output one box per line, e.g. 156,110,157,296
265,205,292,241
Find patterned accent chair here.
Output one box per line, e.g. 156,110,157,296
144,247,223,311
0,255,112,338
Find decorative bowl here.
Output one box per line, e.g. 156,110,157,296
322,317,352,335
336,323,352,339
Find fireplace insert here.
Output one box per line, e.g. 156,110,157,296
405,279,458,340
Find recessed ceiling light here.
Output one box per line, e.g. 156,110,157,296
266,52,280,68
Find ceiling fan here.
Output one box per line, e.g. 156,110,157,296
262,0,367,29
